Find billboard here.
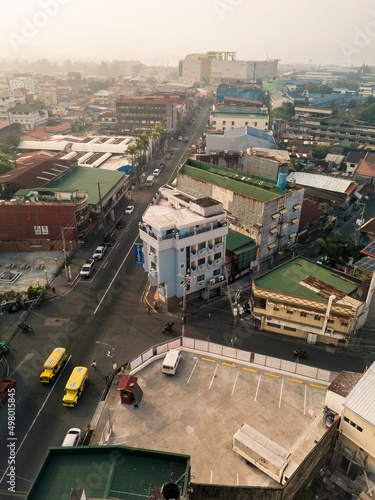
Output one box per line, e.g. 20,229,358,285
134,243,143,267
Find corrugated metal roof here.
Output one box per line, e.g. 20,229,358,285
287,172,357,195
226,228,256,252
179,159,287,203
343,362,375,426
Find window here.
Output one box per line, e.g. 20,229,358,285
231,121,234,126
214,252,221,260
343,416,350,423
314,315,321,321
284,326,296,332
327,319,334,324
215,236,222,244
198,242,205,250
268,322,281,328
213,269,221,276
198,258,205,266
150,246,156,254
180,263,184,269
223,121,226,125
273,307,279,311
350,421,356,427
254,122,257,127
300,312,307,318
197,274,205,282
286,310,293,315
357,426,363,433
180,248,184,252
341,321,348,327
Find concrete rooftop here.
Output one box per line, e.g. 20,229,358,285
94,351,328,488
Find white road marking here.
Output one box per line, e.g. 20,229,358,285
114,242,120,250
103,261,108,268
94,235,138,315
0,355,72,486
187,358,198,384
14,353,35,374
255,374,261,401
237,473,239,486
210,470,213,484
304,384,307,415
231,371,239,396
209,364,218,390
279,378,284,408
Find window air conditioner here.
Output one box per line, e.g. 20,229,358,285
218,276,225,282
209,279,216,285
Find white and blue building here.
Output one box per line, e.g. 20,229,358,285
139,185,228,309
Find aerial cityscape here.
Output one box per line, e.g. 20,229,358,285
1,2,375,500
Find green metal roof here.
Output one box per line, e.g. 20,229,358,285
179,159,287,202
43,165,125,205
211,111,265,118
226,228,256,252
26,446,190,500
255,256,362,302
9,103,40,113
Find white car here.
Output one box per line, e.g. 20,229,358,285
153,168,161,177
125,205,134,214
178,136,183,141
80,259,95,279
92,245,106,261
62,428,82,447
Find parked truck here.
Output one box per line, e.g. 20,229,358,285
233,423,298,485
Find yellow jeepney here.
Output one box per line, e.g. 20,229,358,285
40,348,67,383
62,367,88,407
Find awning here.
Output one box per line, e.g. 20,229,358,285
291,218,299,224
270,228,278,234
289,232,297,238
272,212,280,219
279,208,287,214
268,243,277,249
293,204,301,210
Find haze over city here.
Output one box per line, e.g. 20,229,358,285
1,0,375,66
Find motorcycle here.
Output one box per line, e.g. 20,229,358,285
293,349,307,359
162,322,174,334
0,341,10,354
18,322,33,332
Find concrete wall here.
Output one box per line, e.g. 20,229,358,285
340,408,375,460
0,239,76,252
243,155,288,181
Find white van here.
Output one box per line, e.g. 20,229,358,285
162,350,181,375
61,428,81,447
146,175,155,186
80,259,95,279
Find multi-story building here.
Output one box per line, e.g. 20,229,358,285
0,94,25,122
177,158,304,268
139,185,228,309
267,89,294,111
9,76,36,93
210,105,269,132
8,103,48,131
243,148,290,181
98,111,118,135
116,95,179,135
179,52,278,83
252,256,367,346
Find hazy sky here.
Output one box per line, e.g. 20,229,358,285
2,0,375,67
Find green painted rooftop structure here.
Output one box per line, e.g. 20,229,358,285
179,158,289,203
26,446,190,500
255,257,362,302
43,165,125,206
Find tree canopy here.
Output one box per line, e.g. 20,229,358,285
314,145,331,159
270,102,294,122
356,102,375,124
314,232,364,268
0,153,14,175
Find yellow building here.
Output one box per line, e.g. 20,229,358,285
252,257,367,346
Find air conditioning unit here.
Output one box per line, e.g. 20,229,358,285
218,276,225,282
209,279,216,285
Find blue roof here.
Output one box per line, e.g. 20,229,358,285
58,102,71,108
310,94,347,106
224,126,274,143
216,87,263,103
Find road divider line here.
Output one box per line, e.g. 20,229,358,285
243,367,258,373
0,355,72,486
287,378,303,384
202,357,215,363
265,372,280,378
310,384,327,390
222,362,236,368
94,235,138,315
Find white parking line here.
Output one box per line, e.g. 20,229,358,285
187,358,198,384
254,374,261,401
210,470,213,484
237,473,239,486
304,384,307,415
0,355,72,486
231,371,239,396
209,364,219,390
279,378,284,408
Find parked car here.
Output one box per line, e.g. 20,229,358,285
102,233,114,246
62,428,82,447
125,205,134,215
0,378,15,407
178,136,183,141
80,259,95,279
92,245,106,261
153,168,161,177
184,136,189,143
159,162,165,169
166,153,171,160
117,218,126,229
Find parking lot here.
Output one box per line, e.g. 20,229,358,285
96,351,328,487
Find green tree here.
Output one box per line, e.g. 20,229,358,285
0,153,14,175
305,83,333,95
356,103,375,124
314,232,364,268
364,96,375,107
314,145,331,159
0,135,19,154
270,102,294,122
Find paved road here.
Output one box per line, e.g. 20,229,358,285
0,105,211,500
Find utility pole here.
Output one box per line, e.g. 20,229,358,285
61,227,69,283
98,182,103,229
181,271,193,338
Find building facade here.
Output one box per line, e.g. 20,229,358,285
9,77,36,93
139,185,228,309
8,103,48,131
210,105,269,132
177,159,304,268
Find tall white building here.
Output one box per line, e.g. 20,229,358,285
139,185,228,309
8,103,48,131
0,94,25,122
9,77,36,93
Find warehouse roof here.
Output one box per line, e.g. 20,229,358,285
179,159,289,203
26,446,190,500
343,362,375,426
43,165,125,205
287,172,358,195
255,256,362,303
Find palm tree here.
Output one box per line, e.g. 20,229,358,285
135,132,150,165
127,144,139,178
314,232,363,268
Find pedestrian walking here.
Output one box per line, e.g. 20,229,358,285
52,287,56,294
91,360,97,370
147,306,151,314
105,374,109,383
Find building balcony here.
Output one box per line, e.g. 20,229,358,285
198,263,207,272
149,252,157,263
149,269,158,280
198,248,207,257
215,242,223,251
214,258,223,267
196,281,205,290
